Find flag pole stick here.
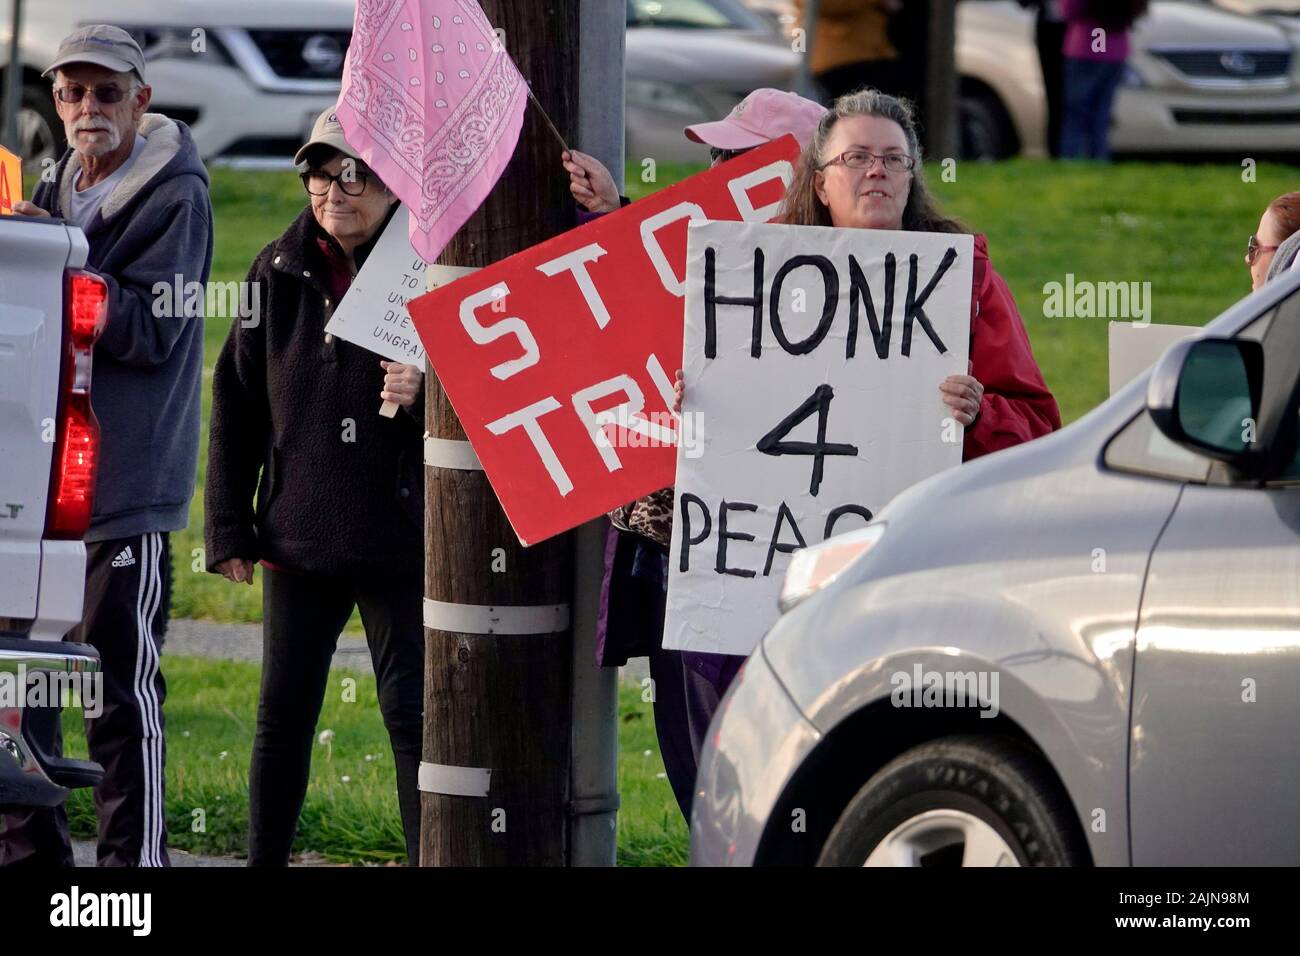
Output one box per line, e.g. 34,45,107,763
527,86,570,153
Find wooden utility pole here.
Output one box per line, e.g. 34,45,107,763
421,0,579,866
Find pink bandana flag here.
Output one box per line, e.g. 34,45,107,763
335,0,528,264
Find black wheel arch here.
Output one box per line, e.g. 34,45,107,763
958,75,1022,160
751,698,1093,866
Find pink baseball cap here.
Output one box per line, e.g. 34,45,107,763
684,88,827,152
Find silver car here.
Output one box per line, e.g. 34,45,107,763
692,268,1300,867
626,0,798,165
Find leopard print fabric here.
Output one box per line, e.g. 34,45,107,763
608,486,674,548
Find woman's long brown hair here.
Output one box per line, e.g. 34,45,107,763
775,88,966,235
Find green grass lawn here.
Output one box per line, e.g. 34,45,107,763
63,658,686,866
69,155,1299,865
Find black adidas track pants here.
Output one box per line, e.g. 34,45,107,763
0,532,171,867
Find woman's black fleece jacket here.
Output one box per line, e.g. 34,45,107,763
204,204,423,576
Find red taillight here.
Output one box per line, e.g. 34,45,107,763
69,272,108,348
46,270,107,540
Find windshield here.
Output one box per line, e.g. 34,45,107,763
627,0,768,29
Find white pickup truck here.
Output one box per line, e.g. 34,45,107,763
0,212,106,809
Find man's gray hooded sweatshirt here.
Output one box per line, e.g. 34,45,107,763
33,114,213,542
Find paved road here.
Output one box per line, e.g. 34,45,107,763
164,619,375,674
163,618,651,684
72,840,242,867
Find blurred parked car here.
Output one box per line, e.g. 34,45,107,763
1213,0,1300,25
3,0,797,170
745,0,1300,160
625,0,799,164
2,0,353,172
692,267,1300,866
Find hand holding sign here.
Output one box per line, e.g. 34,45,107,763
380,360,422,408
940,362,984,425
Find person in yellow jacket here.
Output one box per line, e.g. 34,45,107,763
795,0,904,102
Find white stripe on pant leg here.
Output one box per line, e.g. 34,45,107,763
141,532,166,866
142,533,163,866
132,532,155,866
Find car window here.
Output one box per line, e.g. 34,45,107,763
1104,304,1277,484
1104,409,1213,483
627,0,758,29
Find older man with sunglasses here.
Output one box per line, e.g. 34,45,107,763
1,25,213,868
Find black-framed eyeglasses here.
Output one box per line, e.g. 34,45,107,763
709,146,750,165
301,168,372,197
1246,234,1279,265
819,149,916,173
55,83,131,105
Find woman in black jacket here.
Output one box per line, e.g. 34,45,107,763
204,108,425,865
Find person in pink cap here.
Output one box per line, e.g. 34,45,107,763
563,89,826,824
563,87,826,213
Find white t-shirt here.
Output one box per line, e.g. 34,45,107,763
68,133,147,230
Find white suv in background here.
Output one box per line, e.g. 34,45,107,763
5,0,355,170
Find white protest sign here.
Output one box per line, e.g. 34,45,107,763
1108,321,1198,395
325,204,432,365
664,220,973,656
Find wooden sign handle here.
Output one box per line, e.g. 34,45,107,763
379,400,399,418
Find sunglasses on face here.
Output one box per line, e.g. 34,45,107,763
1246,234,1279,265
301,168,373,197
709,146,752,164
55,84,131,105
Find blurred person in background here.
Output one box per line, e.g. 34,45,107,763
205,108,424,866
1059,0,1148,159
795,0,905,104
1019,0,1067,157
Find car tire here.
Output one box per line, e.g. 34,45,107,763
20,83,65,177
817,735,1087,867
959,90,1016,161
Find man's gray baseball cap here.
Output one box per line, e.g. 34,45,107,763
43,25,146,82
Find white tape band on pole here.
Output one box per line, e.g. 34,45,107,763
425,263,482,290
424,434,483,471
423,599,570,635
418,761,491,797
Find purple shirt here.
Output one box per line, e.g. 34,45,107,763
1060,0,1131,62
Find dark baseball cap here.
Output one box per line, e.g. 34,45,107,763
43,25,146,83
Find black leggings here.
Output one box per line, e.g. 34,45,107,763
248,565,423,865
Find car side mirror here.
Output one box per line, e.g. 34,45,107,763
1147,336,1264,466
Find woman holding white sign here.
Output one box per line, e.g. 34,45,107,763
776,88,1061,449
658,89,1061,796
204,108,425,866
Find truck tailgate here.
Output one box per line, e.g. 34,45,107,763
0,218,86,620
